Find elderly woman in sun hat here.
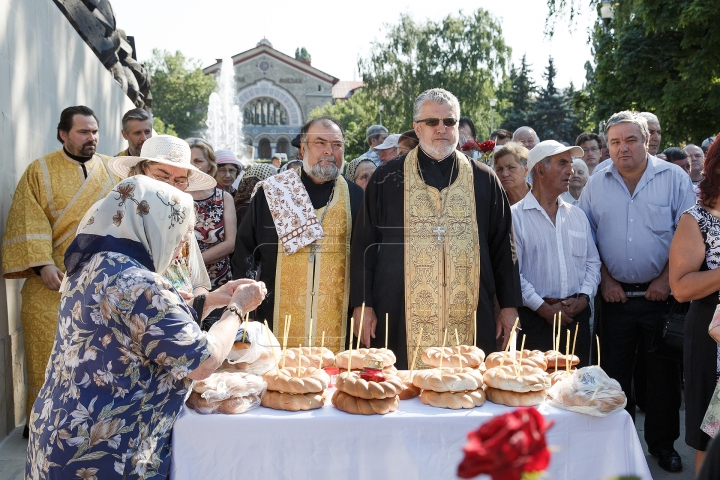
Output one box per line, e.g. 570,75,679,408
108,135,235,320
25,174,267,479
214,149,244,196
234,163,277,224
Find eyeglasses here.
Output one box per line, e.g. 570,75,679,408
582,146,600,153
149,173,190,191
309,140,344,152
416,117,458,127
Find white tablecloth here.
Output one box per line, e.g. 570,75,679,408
170,394,651,480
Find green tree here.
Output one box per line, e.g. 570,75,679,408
152,117,177,136
295,47,311,62
532,57,576,143
499,55,536,133
146,49,216,139
310,89,382,160
358,10,511,139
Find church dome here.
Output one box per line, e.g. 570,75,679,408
256,38,273,48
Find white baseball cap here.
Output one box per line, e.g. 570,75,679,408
374,134,401,151
527,140,584,172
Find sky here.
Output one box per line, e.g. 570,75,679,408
112,0,597,90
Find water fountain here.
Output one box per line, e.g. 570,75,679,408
205,57,249,160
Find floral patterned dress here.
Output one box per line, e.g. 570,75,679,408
194,188,231,289
26,252,210,480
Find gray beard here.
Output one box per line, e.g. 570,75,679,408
304,160,339,182
420,141,456,160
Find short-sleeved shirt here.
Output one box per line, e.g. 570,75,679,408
579,155,696,283
26,252,211,479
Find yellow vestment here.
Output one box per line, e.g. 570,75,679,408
272,175,351,353
2,149,117,417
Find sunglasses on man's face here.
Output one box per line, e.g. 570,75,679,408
416,117,458,127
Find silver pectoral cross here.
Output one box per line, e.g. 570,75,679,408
432,224,447,250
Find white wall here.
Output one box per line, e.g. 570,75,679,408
0,0,136,437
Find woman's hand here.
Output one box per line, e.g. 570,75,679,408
229,280,267,315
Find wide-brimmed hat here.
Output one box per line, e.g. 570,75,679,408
527,140,584,172
109,135,217,191
374,134,401,151
215,149,244,171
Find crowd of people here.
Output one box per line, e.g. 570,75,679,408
2,89,719,478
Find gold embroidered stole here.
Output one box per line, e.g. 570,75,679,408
2,150,116,278
403,148,481,367
273,176,351,353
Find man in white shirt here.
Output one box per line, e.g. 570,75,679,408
511,141,601,367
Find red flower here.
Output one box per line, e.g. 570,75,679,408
461,140,481,152
457,407,553,480
478,140,496,153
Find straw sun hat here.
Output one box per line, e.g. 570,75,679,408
109,135,217,191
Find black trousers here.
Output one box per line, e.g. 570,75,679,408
517,304,591,368
599,296,681,451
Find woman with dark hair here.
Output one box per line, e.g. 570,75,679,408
459,116,479,160
669,132,720,475
234,163,277,224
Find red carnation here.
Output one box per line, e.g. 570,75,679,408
461,140,481,152
457,407,553,480
478,140,496,153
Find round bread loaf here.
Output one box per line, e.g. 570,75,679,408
281,347,335,369
335,371,404,400
483,365,550,392
335,348,396,370
421,346,486,369
261,390,325,411
549,370,572,386
420,389,486,409
217,396,256,414
331,389,399,415
262,367,330,394
412,367,484,392
186,391,202,409
484,350,548,371
395,371,422,400
544,350,580,368
485,387,547,406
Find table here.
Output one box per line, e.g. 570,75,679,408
170,394,651,480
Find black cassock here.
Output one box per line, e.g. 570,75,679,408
350,149,523,368
232,169,364,331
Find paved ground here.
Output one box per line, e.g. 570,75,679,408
0,408,700,479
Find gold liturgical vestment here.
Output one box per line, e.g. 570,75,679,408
273,176,351,353
403,149,481,367
2,150,116,417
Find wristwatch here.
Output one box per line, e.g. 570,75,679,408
226,305,243,317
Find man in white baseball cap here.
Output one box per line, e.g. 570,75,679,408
511,140,600,367
374,133,401,164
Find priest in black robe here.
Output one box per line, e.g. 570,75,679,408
350,89,522,368
232,117,364,351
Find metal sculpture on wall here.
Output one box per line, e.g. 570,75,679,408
52,0,151,109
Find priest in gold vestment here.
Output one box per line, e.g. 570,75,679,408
232,117,364,352
350,89,523,369
1,106,117,424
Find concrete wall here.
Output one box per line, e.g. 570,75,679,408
0,0,136,439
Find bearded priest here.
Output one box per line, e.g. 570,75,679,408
232,117,364,352
350,89,523,369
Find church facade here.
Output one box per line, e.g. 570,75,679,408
203,39,347,160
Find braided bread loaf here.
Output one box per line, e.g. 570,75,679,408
544,350,580,369
483,365,550,392
485,387,546,406
484,350,548,371
396,371,422,400
261,390,325,411
331,389,399,415
549,370,572,386
420,389,486,409
335,371,404,400
412,367,484,392
280,347,335,369
335,348,396,370
421,346,486,369
262,367,330,394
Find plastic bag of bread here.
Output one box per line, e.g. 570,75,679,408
186,372,267,415
225,322,281,376
548,366,627,417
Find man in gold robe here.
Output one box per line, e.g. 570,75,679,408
350,89,523,368
115,107,153,157
2,106,117,431
232,117,364,352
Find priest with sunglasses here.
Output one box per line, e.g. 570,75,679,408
350,88,523,368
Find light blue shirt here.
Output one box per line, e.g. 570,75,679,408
578,155,695,284
355,149,382,166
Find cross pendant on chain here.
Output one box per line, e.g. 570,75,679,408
432,224,447,250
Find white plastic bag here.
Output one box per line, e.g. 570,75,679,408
187,371,267,415
225,321,281,375
548,366,627,417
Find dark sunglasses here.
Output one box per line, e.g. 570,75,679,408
416,117,458,127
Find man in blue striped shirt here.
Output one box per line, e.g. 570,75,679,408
579,110,695,473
